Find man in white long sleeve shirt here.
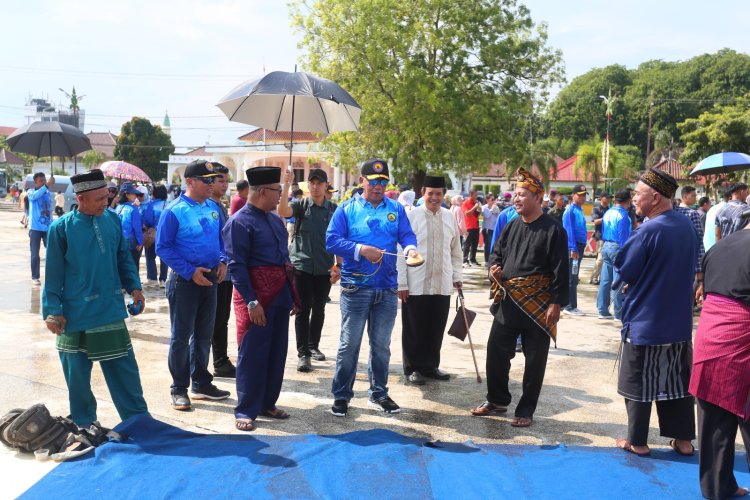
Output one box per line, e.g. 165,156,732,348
398,175,463,385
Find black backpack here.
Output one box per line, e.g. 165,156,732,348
0,404,74,453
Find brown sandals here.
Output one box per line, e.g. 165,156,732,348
235,419,256,432
260,408,290,420
470,401,508,416
510,417,533,428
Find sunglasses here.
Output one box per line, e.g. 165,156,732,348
193,177,215,185
368,179,388,187
262,186,283,193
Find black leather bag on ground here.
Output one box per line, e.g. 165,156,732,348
0,404,73,453
447,295,476,342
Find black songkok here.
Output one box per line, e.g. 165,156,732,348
245,166,281,186
423,176,446,188
71,170,107,194
640,168,678,198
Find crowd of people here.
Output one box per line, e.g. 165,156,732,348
22,159,750,500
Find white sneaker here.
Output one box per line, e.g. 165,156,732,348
31,279,41,286
598,314,614,320
159,280,166,288
564,308,585,316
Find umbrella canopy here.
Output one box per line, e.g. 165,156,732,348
99,161,152,183
217,71,361,134
6,121,92,158
690,152,750,176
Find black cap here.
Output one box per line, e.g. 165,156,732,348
185,160,220,179
572,184,588,195
308,168,328,183
71,170,107,194
207,161,229,174
361,159,389,180
423,176,446,188
614,188,632,203
245,166,281,186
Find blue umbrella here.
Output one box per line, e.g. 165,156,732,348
690,152,750,176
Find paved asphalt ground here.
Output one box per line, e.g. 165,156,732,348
0,200,714,496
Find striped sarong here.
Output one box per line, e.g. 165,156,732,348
618,326,692,402
55,320,132,362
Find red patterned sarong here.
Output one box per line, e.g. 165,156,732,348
233,264,300,346
690,293,750,420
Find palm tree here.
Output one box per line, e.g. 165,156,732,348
574,139,603,194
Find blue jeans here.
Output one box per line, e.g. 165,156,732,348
29,230,47,280
566,243,585,310
145,244,168,281
596,242,624,318
331,286,398,401
166,272,217,394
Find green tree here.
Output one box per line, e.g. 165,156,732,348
517,135,576,187
290,0,563,190
678,95,750,189
81,149,105,169
573,140,639,194
114,117,174,182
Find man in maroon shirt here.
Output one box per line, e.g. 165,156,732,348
462,190,482,266
229,180,249,216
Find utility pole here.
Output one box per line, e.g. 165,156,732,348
645,92,654,167
599,88,617,194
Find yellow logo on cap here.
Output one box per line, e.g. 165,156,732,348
211,211,218,220
387,213,396,222
373,162,384,173
206,162,215,172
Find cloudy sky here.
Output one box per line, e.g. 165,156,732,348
1,0,747,150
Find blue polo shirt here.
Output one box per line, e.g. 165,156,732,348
27,186,53,232
602,205,632,247
156,193,227,281
562,203,587,251
490,205,519,250
326,194,417,289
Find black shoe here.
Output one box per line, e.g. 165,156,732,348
213,360,236,378
368,396,401,414
171,392,192,411
310,348,326,361
407,372,426,385
470,261,480,267
424,368,450,381
331,399,348,417
297,356,313,372
191,384,230,400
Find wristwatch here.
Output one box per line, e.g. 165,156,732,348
248,300,259,310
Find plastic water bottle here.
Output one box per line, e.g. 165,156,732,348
571,254,579,276
127,299,143,316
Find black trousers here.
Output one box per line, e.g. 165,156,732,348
482,229,494,264
463,228,480,263
697,398,750,500
294,270,331,357
401,295,450,375
624,396,695,446
211,280,233,366
486,318,550,418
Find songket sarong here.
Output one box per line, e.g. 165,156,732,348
618,326,692,402
55,320,132,362
690,293,750,420
492,273,557,345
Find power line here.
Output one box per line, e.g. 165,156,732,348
0,65,256,82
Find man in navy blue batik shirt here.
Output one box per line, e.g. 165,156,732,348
156,160,230,411
326,159,421,417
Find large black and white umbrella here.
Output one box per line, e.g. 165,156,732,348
216,70,361,167
6,121,92,167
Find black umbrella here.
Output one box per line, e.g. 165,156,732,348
216,69,361,168
6,121,92,170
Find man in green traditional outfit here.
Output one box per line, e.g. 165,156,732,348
43,169,149,427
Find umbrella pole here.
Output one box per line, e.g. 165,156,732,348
289,94,296,171
459,289,482,383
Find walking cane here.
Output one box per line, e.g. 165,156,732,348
458,289,482,383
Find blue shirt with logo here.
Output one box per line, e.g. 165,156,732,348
27,186,53,232
490,205,519,250
602,205,632,247
562,203,587,251
326,194,417,289
156,193,227,280
116,202,143,247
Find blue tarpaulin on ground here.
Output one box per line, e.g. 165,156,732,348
21,415,749,499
